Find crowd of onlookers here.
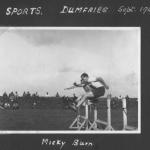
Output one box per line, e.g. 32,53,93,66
0,91,137,111
0,91,63,110
0,91,40,110
1,91,40,101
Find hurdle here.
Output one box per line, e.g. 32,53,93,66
69,94,114,130
69,100,93,130
69,96,137,131
89,94,114,130
122,98,137,130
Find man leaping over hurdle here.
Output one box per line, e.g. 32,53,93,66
65,73,109,110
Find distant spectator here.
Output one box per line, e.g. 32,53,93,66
23,91,26,97
125,95,130,108
32,102,37,109
119,95,122,100
125,95,130,101
56,92,60,97
35,92,39,97
15,91,19,101
26,91,31,98
3,92,8,102
32,92,39,104
9,92,15,102
45,92,49,97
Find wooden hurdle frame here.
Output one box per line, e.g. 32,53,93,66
122,98,137,130
69,100,93,130
69,94,114,130
89,94,114,130
69,95,137,131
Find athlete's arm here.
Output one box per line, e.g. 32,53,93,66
64,86,77,90
64,82,84,90
73,82,84,87
96,77,109,89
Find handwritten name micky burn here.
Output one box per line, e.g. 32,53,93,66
41,138,94,150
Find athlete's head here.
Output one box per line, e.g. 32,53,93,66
80,73,89,82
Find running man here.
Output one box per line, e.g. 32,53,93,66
67,73,109,109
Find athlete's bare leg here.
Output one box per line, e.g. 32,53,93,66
76,92,94,107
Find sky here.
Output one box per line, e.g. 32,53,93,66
0,28,140,97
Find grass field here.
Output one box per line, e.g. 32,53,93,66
0,98,138,130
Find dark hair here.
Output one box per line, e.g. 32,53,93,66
81,73,89,78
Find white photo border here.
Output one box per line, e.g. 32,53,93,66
0,27,141,134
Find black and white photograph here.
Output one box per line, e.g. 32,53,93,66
0,27,140,133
